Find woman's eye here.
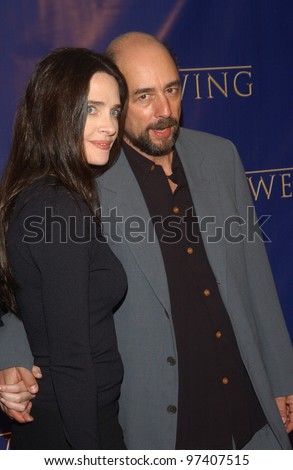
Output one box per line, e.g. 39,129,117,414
111,108,121,117
87,105,95,115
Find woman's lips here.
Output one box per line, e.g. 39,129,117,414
90,140,112,150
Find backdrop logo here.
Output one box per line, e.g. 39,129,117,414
246,167,293,201
179,65,253,100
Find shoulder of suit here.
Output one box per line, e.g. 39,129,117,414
179,127,238,158
179,127,234,148
177,127,243,180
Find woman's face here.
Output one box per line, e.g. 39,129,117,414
84,72,121,166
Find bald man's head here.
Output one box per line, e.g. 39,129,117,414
105,32,178,70
105,32,181,159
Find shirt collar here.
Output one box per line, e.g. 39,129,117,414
122,141,183,186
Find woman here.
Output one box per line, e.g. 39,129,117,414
0,47,128,449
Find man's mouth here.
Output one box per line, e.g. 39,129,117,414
149,127,172,138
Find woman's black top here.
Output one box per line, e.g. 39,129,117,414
7,177,127,449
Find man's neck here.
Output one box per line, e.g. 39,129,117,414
123,139,173,176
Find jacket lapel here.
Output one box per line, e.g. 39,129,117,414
99,151,171,315
176,136,228,302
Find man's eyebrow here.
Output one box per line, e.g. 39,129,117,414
165,80,181,89
133,80,181,96
133,87,155,96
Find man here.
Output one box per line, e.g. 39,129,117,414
1,32,293,449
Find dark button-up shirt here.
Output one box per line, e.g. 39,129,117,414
123,141,266,449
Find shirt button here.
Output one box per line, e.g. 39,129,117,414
150,164,155,171
173,206,180,214
167,405,177,414
187,247,193,254
167,356,176,366
222,377,229,385
203,288,211,297
215,330,222,339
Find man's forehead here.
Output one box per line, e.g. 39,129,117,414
123,61,179,89
117,43,177,73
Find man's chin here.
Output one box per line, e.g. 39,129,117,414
148,143,175,157
150,135,176,152
124,130,177,156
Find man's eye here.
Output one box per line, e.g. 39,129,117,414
139,94,148,101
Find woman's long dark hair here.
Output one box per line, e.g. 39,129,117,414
0,47,127,313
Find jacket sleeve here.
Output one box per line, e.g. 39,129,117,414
231,140,293,396
0,312,34,370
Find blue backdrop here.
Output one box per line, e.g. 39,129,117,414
0,0,292,449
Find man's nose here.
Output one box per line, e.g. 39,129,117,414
155,95,172,118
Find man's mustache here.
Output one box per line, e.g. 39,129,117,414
147,118,178,131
